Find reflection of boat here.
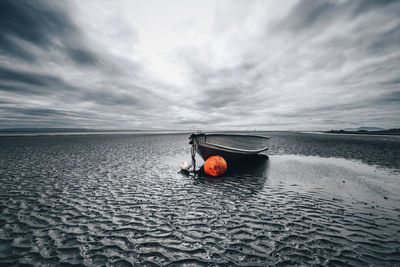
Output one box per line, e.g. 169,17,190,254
189,132,270,162
195,156,270,200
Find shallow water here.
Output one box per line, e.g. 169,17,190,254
0,132,399,266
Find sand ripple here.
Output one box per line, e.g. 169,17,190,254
0,134,399,266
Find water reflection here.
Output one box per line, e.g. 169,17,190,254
192,155,270,200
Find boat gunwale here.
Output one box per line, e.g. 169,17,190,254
191,132,270,154
193,132,271,140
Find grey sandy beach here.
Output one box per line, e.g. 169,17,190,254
1,132,399,266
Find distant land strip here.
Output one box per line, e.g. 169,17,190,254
325,129,400,135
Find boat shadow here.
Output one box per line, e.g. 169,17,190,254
192,155,270,200
225,154,269,176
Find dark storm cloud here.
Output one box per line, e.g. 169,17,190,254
65,48,99,66
0,83,38,94
0,65,68,89
0,106,106,129
0,36,36,62
1,106,68,117
0,0,103,68
83,90,141,107
0,65,82,107
280,1,343,33
196,86,247,110
367,24,400,55
176,116,229,125
386,78,400,86
0,107,78,128
0,63,157,122
281,0,398,33
377,89,400,104
0,107,127,127
0,0,75,61
351,0,397,15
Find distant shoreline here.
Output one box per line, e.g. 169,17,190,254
0,128,190,137
0,128,176,133
324,129,400,136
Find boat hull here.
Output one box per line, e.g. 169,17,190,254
190,133,270,162
197,144,268,162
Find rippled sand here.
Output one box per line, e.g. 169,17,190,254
0,133,399,266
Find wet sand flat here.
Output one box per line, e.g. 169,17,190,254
0,132,399,266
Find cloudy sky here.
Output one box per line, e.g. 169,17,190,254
0,0,399,130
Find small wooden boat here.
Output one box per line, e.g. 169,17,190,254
189,132,270,162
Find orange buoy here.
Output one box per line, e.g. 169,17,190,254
204,156,227,176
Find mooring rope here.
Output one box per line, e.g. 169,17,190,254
190,134,197,173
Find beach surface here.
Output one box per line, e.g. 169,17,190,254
0,132,399,265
